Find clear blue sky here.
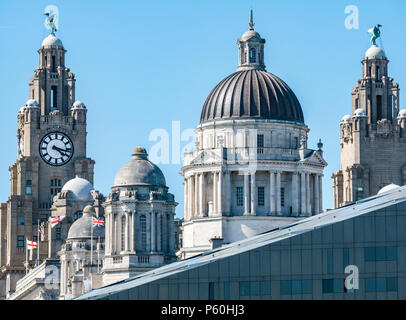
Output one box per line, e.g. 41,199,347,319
1,0,406,216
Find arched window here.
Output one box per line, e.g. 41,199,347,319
249,48,256,63
121,215,126,251
140,215,146,250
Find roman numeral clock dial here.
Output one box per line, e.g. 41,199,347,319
39,132,74,166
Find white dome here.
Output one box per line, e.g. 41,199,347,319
72,100,86,109
353,108,367,117
377,184,400,195
365,45,386,60
398,109,406,119
240,29,262,42
19,106,26,114
61,177,94,201
25,99,39,108
41,34,64,49
341,115,352,123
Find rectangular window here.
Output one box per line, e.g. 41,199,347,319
257,187,265,206
364,247,397,262
365,278,377,292
257,134,264,154
250,281,260,296
239,281,250,296
327,249,333,274
366,278,397,293
260,281,271,295
280,188,285,207
280,280,291,295
281,280,312,295
209,282,215,300
302,280,312,294
17,236,24,248
17,213,25,226
343,248,349,269
56,227,61,240
26,180,32,195
364,247,376,261
322,279,334,293
224,282,230,300
236,187,244,207
291,280,302,295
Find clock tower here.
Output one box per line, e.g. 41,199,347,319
0,31,94,298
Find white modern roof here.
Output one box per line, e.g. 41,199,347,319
76,185,406,300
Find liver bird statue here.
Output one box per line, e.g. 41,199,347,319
368,24,382,46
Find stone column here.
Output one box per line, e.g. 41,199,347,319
276,171,282,216
319,175,323,212
146,212,151,252
199,173,205,217
157,213,162,252
306,173,311,216
270,171,275,216
314,174,320,215
188,177,193,219
300,172,306,216
131,211,136,252
250,171,256,215
194,173,199,217
151,211,156,253
292,173,299,217
218,171,223,215
225,171,231,216
184,179,188,220
125,212,130,252
169,212,175,254
213,172,218,214
244,172,250,215
109,213,114,255
162,214,167,253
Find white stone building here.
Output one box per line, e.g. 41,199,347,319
102,148,177,286
180,12,327,258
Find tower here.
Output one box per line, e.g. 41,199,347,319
332,29,405,207
0,28,95,298
180,11,327,259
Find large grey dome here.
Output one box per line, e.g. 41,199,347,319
114,147,166,187
67,206,104,240
200,69,304,124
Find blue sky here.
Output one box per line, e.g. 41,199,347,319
1,0,405,216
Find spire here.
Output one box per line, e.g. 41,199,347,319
249,9,255,30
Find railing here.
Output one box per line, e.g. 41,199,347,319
137,256,149,264
112,256,123,264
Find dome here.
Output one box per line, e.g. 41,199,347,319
72,100,86,109
114,147,166,187
41,34,64,49
377,184,400,195
240,29,262,42
200,70,304,124
18,106,26,114
341,115,352,123
62,177,94,201
25,99,39,108
398,109,406,119
67,206,104,240
365,45,386,60
353,108,367,117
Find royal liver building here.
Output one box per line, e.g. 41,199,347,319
180,12,327,258
332,26,405,208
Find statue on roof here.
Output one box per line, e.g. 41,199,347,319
44,5,59,34
368,24,382,46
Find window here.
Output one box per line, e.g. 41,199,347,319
377,95,382,121
343,248,349,269
280,188,285,207
364,247,397,262
281,280,312,295
17,213,24,226
224,282,230,300
365,278,397,292
239,281,269,296
239,281,250,296
140,215,146,250
74,211,83,221
249,48,256,63
323,279,345,293
17,236,24,248
257,187,265,206
209,282,215,300
327,249,333,274
50,179,62,197
26,180,32,195
56,227,61,240
236,187,244,207
257,134,264,154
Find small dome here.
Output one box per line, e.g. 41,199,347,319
25,99,39,108
72,100,86,109
67,206,104,240
341,115,352,123
240,29,262,42
398,109,406,119
41,34,64,49
353,108,367,117
113,148,166,187
377,184,400,195
61,177,94,201
365,45,386,60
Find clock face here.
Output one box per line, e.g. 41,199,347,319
39,132,74,166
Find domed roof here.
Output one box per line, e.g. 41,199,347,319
114,147,166,187
72,100,86,109
41,34,64,49
62,177,94,201
377,184,400,195
353,108,367,117
68,206,104,240
398,109,406,119
25,99,39,108
240,29,262,42
200,70,304,124
341,115,352,123
365,45,386,60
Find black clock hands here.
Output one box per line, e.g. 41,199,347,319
52,145,71,156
